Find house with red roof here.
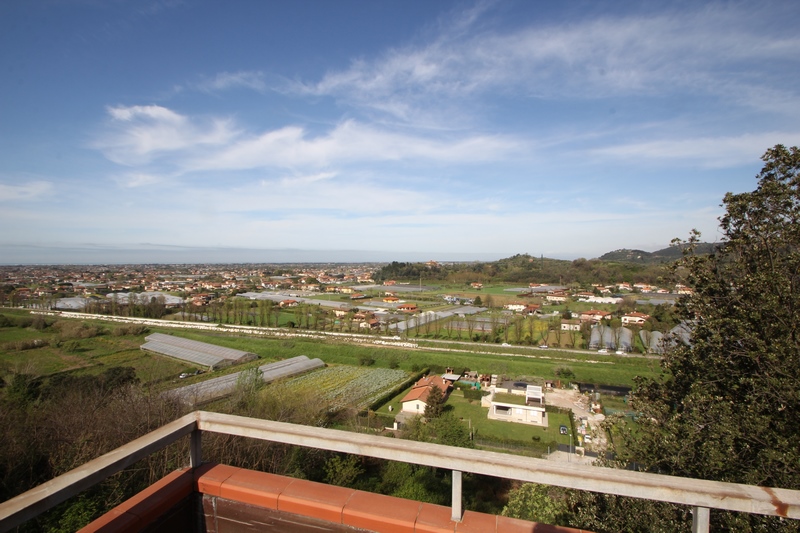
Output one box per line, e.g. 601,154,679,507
400,375,453,414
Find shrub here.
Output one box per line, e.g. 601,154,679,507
112,324,148,336
554,366,575,380
463,389,488,401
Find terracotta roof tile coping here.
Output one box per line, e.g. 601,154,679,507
78,467,193,532
195,464,591,533
80,464,592,533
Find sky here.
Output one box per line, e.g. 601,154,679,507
2,0,800,264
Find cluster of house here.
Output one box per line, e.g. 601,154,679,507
398,369,551,428
499,301,652,329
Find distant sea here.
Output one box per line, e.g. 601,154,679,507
0,244,508,265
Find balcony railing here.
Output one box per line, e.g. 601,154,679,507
2,410,799,533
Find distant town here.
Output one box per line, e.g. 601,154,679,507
0,254,691,354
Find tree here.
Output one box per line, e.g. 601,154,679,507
502,483,571,527
617,145,800,530
323,454,364,487
424,385,445,419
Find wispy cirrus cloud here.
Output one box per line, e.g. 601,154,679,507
194,71,267,93
591,131,800,168
94,104,524,174
0,181,53,201
291,4,800,123
95,105,239,166
188,119,522,171
114,172,164,188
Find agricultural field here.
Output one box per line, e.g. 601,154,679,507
0,308,661,393
277,365,411,411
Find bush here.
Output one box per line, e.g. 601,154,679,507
112,324,148,336
52,320,102,340
463,389,488,401
62,340,81,353
554,366,575,380
358,355,375,366
2,339,47,351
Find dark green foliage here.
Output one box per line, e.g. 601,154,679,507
423,385,445,419
323,454,364,487
358,355,375,366
598,243,718,263
614,145,800,531
462,389,487,401
99,366,139,389
373,251,674,286
6,372,41,406
553,366,575,380
502,483,573,528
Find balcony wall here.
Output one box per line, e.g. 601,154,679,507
78,463,588,533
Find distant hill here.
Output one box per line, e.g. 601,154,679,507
599,243,719,263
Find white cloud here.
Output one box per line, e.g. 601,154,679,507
188,119,522,171
277,171,337,186
591,132,800,168
114,173,163,188
0,181,53,201
107,105,184,123
290,4,800,123
195,71,267,93
96,105,239,166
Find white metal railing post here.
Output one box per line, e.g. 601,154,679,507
451,470,462,521
692,506,710,533
190,428,202,468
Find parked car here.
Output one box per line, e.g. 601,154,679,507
615,350,624,355
539,344,548,349
597,348,609,354
559,425,568,435
584,435,593,443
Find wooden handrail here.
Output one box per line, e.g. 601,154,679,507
195,411,800,519
0,413,197,533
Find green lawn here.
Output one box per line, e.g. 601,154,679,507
376,388,573,450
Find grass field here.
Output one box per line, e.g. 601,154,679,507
376,387,572,453
0,309,661,389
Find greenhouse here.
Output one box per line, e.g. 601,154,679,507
168,355,325,406
141,333,257,370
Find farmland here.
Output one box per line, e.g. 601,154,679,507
276,365,411,411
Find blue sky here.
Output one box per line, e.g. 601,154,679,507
2,0,799,264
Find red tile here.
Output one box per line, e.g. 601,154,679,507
195,463,239,496
219,469,294,509
343,490,421,533
277,478,355,524
495,515,536,533
456,510,497,533
78,469,192,532
76,509,140,532
415,503,456,533
116,468,192,523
